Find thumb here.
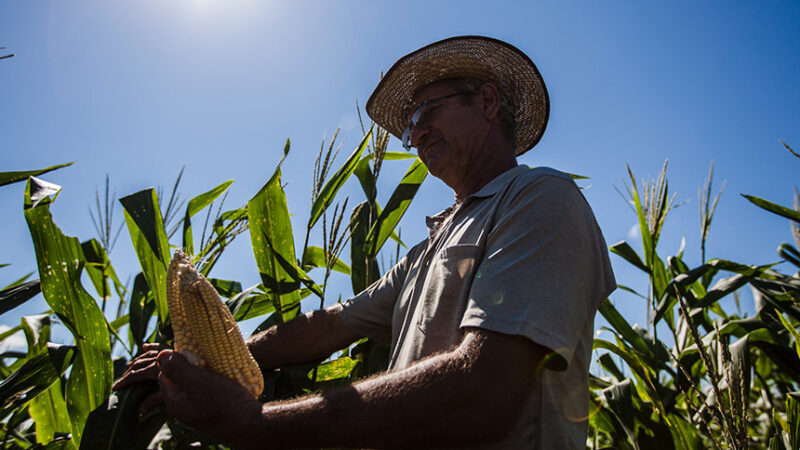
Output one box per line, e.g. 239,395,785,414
157,350,193,382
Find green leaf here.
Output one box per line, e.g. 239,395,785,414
308,130,371,230
593,339,668,422
780,243,800,269
24,179,113,446
381,152,419,160
695,273,750,309
120,188,171,322
743,194,800,224
29,378,74,449
350,201,380,294
302,246,351,275
21,313,51,353
81,239,123,302
263,232,323,299
182,179,234,254
354,156,377,204
598,353,625,382
80,383,164,450
609,241,649,273
626,165,656,269
365,158,427,257
598,299,654,361
127,273,154,353
0,279,41,315
248,157,302,323
208,278,243,298
308,356,359,382
600,379,639,450
0,343,75,418
227,285,277,321
0,162,73,187
776,312,800,361
786,392,800,450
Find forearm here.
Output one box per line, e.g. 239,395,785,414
235,331,537,449
246,304,360,372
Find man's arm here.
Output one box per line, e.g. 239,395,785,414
157,327,548,449
245,304,361,372
112,304,360,407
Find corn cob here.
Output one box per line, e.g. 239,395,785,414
167,250,264,398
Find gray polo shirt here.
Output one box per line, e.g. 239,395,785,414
339,165,616,449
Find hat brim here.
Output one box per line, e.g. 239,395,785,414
366,36,549,156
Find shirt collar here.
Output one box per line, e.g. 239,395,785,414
424,165,529,237
467,164,529,199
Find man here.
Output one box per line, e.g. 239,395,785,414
115,36,615,449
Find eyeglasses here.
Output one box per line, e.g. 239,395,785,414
401,91,474,151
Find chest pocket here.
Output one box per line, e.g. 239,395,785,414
416,244,482,353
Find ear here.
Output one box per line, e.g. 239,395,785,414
477,82,501,121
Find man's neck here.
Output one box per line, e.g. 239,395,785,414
452,144,518,203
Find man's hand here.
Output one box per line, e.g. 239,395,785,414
157,350,265,447
112,343,169,412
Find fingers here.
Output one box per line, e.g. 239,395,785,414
142,342,166,351
112,350,163,391
157,350,210,387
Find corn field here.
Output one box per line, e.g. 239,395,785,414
1,114,799,447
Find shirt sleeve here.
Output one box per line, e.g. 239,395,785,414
461,173,616,371
338,242,425,345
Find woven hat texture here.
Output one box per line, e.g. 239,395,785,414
366,36,549,155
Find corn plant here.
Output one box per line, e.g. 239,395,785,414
0,112,427,447
590,148,800,448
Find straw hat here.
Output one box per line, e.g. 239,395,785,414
366,35,549,155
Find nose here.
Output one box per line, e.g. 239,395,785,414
409,124,430,150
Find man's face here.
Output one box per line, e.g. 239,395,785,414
407,81,491,190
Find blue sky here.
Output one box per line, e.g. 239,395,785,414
1,1,799,351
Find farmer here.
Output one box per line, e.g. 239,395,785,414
115,35,616,449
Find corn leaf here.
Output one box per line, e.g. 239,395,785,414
780,243,800,269
80,383,163,450
0,343,75,418
308,356,358,382
776,312,800,361
24,179,112,445
0,279,41,315
263,232,323,299
381,152,419,160
29,378,73,449
227,284,276,321
743,194,800,224
626,165,656,268
182,179,234,254
788,392,800,450
302,245,351,275
120,189,171,322
81,239,123,302
600,379,639,450
127,273,154,354
598,299,654,361
350,201,379,294
609,241,649,273
208,278,242,298
308,130,371,230
248,145,301,323
354,156,378,204
365,159,427,258
0,162,73,187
